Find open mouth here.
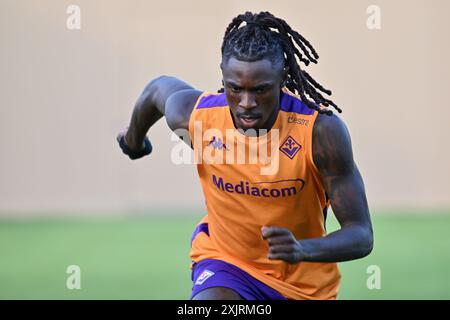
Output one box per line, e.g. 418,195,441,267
239,116,261,127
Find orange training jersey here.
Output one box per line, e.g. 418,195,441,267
188,89,341,300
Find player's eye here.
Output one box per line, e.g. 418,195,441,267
230,86,241,93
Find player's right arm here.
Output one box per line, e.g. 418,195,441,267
117,76,202,159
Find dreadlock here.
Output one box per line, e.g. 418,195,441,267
219,11,342,115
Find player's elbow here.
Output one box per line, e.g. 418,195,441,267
148,75,174,88
358,225,374,258
142,75,177,101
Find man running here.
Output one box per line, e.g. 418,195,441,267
117,11,373,300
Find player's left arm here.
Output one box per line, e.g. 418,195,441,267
262,113,373,263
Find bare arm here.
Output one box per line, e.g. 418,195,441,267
118,76,201,157
263,113,373,263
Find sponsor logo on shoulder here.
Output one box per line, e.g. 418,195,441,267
195,270,215,285
288,115,309,126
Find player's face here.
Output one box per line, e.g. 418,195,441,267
221,57,285,134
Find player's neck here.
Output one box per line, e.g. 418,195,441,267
259,105,280,134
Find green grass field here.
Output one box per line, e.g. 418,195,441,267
0,210,449,299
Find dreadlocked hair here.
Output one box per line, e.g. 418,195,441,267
219,11,342,115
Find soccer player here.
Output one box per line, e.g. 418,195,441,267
117,11,373,300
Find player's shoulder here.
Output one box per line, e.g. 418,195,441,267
282,88,348,134
312,111,354,174
192,91,228,110
165,88,203,131
167,88,203,109
313,111,350,141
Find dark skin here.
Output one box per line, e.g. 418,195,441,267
262,113,373,264
221,57,286,135
117,58,373,300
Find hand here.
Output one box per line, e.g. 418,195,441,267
261,226,305,264
116,127,152,160
116,127,137,149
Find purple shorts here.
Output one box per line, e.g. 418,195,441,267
191,259,287,300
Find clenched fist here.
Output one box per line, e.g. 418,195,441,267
262,226,306,264
116,127,152,160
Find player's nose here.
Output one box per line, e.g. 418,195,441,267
239,92,257,110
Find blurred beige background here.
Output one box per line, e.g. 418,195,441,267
0,0,449,216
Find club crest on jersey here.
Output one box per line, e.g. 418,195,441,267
279,135,302,159
195,269,215,285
